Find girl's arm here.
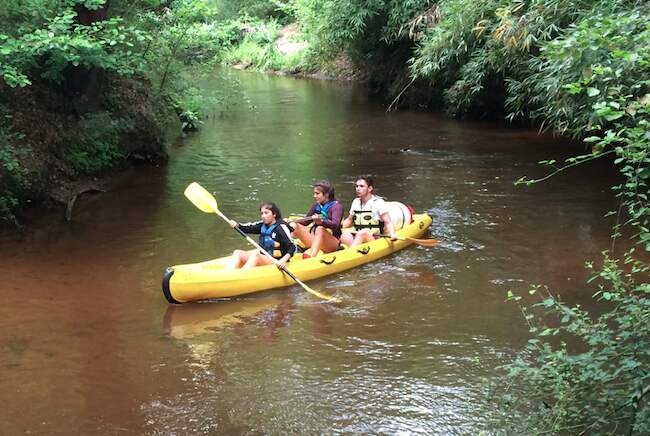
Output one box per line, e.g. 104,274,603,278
276,223,296,256
237,221,263,234
276,252,291,270
293,204,317,226
275,223,296,269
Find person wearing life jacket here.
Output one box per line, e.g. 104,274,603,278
340,175,398,247
289,180,344,258
226,201,296,270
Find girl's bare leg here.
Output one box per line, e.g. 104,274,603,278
227,249,250,269
243,252,273,269
310,226,340,254
291,223,314,251
339,232,354,247
351,230,374,247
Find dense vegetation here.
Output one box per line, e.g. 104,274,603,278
0,0,230,224
1,0,648,432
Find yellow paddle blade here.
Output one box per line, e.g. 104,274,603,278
299,281,341,303
184,182,218,214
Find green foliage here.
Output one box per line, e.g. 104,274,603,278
290,0,430,56
173,85,210,131
64,141,123,174
176,20,243,64
224,38,281,71
505,8,650,135
221,19,286,71
0,0,233,128
289,0,381,53
281,48,310,73
0,146,27,222
513,8,650,248
409,0,597,114
500,255,650,434
134,0,236,116
0,0,150,87
212,0,288,21
490,4,650,434
282,0,646,116
63,112,128,174
0,122,31,222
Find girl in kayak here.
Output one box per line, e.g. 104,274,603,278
290,180,344,258
227,201,296,269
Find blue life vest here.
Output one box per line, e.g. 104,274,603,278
314,200,337,220
259,222,281,258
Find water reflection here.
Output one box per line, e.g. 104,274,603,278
162,295,289,340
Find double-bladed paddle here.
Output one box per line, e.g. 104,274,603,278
183,182,340,303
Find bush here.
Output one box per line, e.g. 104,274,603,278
0,138,31,223
290,0,430,57
498,254,650,435
0,1,149,88
490,4,650,433
63,111,129,175
212,0,289,21
506,8,650,135
222,20,283,71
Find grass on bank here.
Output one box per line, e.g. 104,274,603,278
220,19,311,73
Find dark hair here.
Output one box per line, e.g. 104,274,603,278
260,201,282,220
355,175,375,188
313,180,336,201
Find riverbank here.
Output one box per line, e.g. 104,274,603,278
0,18,360,229
226,22,365,82
0,74,174,227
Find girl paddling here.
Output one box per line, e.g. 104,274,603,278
227,202,296,269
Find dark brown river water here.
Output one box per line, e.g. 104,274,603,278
0,70,621,434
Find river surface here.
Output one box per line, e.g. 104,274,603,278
0,70,621,434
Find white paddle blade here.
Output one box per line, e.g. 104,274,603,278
184,182,219,213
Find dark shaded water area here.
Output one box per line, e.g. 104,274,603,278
0,70,623,434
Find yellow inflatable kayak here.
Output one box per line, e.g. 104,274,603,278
162,213,433,303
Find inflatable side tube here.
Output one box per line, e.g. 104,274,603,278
162,268,182,304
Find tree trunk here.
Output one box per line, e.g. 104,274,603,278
63,2,111,114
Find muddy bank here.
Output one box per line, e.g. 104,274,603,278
0,73,175,227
